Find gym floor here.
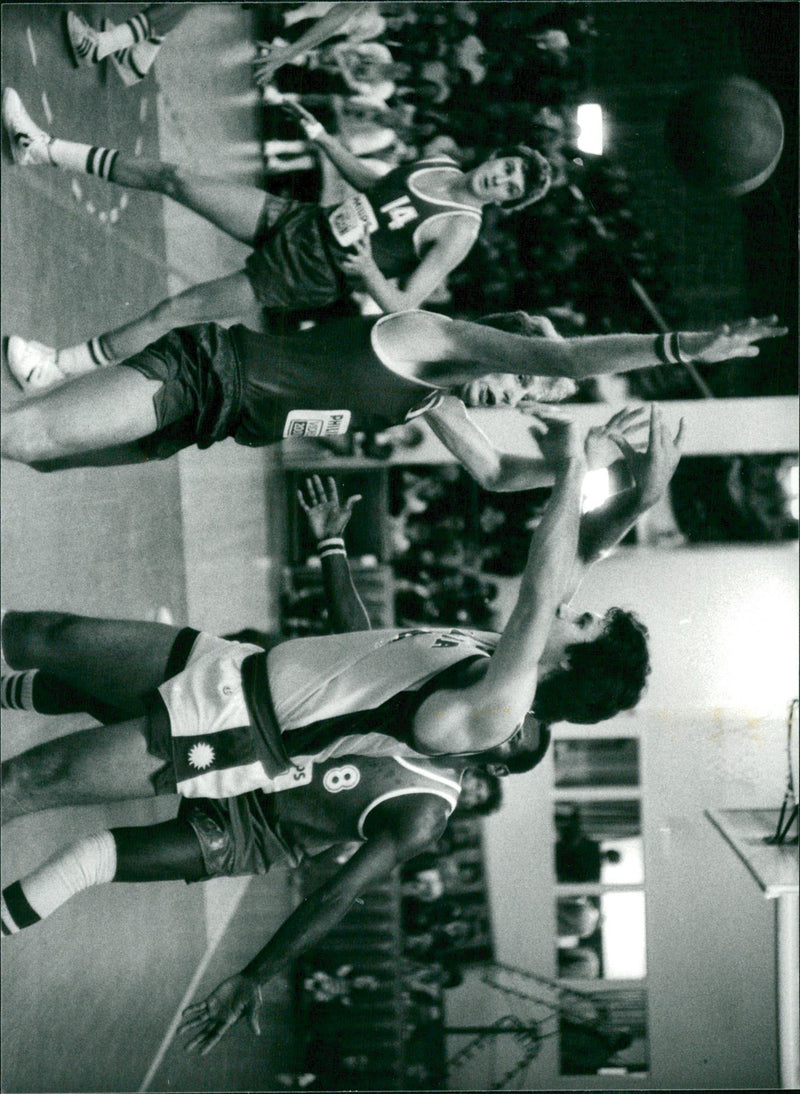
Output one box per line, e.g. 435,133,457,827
1,5,297,1090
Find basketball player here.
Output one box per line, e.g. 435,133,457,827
2,86,551,388
2,405,677,826
0,476,545,1054
1,288,782,487
1,408,679,1047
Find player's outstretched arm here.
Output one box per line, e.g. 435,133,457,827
297,474,370,632
412,417,586,754
444,315,787,382
424,396,556,492
178,797,447,1055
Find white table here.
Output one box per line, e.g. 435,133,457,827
706,808,799,1090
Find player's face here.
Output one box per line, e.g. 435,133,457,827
459,770,493,808
459,373,541,408
471,157,526,204
543,605,606,663
488,712,542,768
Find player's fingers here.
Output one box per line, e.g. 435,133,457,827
612,404,649,429
344,494,363,512
610,432,637,460
674,417,686,448
324,475,340,502
527,417,548,435
178,1014,209,1038
311,474,326,502
200,1013,238,1056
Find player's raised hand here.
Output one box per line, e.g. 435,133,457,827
529,410,585,467
298,474,362,541
681,315,787,363
610,404,685,508
584,404,650,469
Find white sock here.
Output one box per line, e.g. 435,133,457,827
48,139,119,180
58,336,115,377
95,12,152,60
1,832,117,935
1,670,37,710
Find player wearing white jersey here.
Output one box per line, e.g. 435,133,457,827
2,408,682,1052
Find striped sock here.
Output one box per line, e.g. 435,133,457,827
95,12,151,60
47,139,119,181
57,335,115,377
127,35,164,78
1,671,36,711
1,833,118,936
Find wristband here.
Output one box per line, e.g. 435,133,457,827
655,332,693,366
318,536,346,559
673,332,693,365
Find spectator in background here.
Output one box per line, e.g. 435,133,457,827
555,806,623,883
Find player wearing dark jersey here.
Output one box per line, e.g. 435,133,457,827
3,86,551,389
1,307,783,486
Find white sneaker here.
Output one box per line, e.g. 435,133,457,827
66,10,100,67
2,88,52,167
102,19,145,87
7,337,66,392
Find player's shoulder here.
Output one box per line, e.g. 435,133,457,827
366,789,451,852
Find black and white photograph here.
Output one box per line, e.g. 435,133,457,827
1,2,797,1090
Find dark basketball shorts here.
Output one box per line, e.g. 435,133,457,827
177,792,291,879
244,198,348,311
123,324,242,460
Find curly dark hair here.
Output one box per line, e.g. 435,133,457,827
489,143,553,212
533,608,651,725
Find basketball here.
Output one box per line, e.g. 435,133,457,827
665,76,785,197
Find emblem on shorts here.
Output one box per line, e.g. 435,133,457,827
187,742,215,770
323,765,360,793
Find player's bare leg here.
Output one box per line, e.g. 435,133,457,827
1,717,165,824
2,611,183,709
1,366,160,464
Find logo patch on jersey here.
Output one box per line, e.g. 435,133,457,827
323,765,361,793
187,742,215,770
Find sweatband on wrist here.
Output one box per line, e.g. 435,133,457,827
318,536,346,559
655,333,693,366
654,334,672,366
673,332,692,364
